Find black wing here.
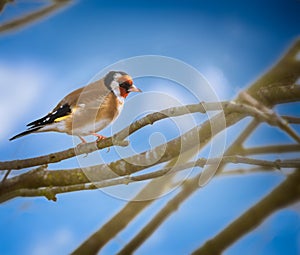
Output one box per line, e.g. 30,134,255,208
9,126,42,141
9,103,72,141
26,103,72,127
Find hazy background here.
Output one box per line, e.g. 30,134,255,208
1,1,300,254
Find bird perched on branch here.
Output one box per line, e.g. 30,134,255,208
10,71,141,143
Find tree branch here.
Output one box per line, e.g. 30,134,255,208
114,120,264,254
2,156,298,202
71,177,172,254
242,144,300,155
71,39,300,254
239,91,300,143
2,98,300,172
282,115,300,124
116,176,200,255
0,0,71,33
0,0,13,12
191,169,300,255
0,102,221,171
0,105,244,201
246,39,300,106
110,115,277,254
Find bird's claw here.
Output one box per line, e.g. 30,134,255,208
92,133,106,142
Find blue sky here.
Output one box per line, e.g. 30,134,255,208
0,0,300,254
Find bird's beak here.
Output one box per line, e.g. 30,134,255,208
129,84,142,92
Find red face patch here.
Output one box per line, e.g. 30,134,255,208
119,87,129,98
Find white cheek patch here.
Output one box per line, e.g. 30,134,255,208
111,80,124,103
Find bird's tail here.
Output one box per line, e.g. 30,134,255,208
9,126,42,141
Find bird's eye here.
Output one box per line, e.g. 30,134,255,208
119,80,132,89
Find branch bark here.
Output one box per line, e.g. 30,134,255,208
0,0,13,12
0,0,71,33
1,101,271,171
242,144,300,155
0,102,222,171
0,104,243,201
114,118,262,254
1,37,300,255
191,169,300,255
2,156,298,203
112,39,300,255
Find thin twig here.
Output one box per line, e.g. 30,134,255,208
242,144,300,155
0,0,71,33
0,101,241,171
116,176,199,255
282,115,300,124
117,118,260,253
114,155,292,254
71,177,172,254
191,169,300,255
3,156,298,202
0,0,13,12
191,39,300,254
221,166,275,175
2,99,300,172
0,110,245,202
70,101,226,254
215,119,260,176
72,39,300,254
239,91,300,143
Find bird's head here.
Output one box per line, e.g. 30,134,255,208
104,71,142,98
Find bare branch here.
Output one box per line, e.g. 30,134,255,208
256,84,300,106
71,178,171,254
0,0,13,12
0,35,299,254
114,149,293,254
191,169,300,255
3,156,299,203
282,115,300,124
242,144,300,155
221,166,274,175
0,106,244,201
0,101,238,171
0,138,128,171
0,103,209,170
239,91,300,143
70,103,229,254
189,40,300,254
72,39,300,254
3,97,300,172
0,0,71,33
116,176,199,255
209,119,261,181
246,39,300,106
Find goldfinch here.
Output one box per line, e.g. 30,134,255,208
9,71,141,142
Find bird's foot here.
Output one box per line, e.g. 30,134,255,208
91,133,106,142
91,133,110,152
78,136,87,144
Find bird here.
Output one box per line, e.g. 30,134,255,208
9,71,141,143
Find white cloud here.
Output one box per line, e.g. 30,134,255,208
29,228,74,255
0,63,44,141
201,65,233,100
